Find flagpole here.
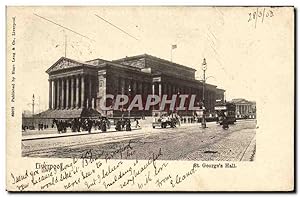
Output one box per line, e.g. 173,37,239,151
64,35,67,58
171,44,177,62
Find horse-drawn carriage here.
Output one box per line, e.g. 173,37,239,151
152,113,179,129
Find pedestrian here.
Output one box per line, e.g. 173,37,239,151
135,118,140,128
71,118,76,132
106,118,111,129
101,117,107,132
125,119,131,131
87,118,93,133
115,120,122,131
77,118,81,132
62,120,67,133
121,119,125,130
176,115,180,126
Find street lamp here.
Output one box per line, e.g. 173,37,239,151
32,94,35,129
174,90,180,118
201,58,207,129
128,85,131,119
32,94,35,115
121,87,124,119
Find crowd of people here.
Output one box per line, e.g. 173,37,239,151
52,117,143,134
22,114,211,134
53,117,111,134
180,116,200,124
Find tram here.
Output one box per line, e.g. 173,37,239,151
214,101,236,124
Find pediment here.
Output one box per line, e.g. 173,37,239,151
46,57,84,74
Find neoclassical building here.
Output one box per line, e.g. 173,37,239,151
38,54,225,118
231,98,256,119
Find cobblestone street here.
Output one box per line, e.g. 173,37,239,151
22,120,256,161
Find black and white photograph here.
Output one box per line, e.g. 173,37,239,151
6,6,294,191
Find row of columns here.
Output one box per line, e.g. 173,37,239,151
116,77,151,96
114,78,215,107
236,104,252,115
49,75,95,110
153,83,213,103
114,77,215,109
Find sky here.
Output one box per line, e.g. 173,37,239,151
9,6,293,113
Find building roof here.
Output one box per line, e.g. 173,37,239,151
113,53,197,72
85,58,109,65
97,61,143,72
231,98,256,104
216,88,226,92
46,55,222,91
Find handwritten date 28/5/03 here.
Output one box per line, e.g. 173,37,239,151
248,8,274,28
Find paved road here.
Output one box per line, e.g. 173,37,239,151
22,120,256,161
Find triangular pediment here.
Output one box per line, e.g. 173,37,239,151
232,99,250,104
46,57,85,74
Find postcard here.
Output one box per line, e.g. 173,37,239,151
6,6,294,191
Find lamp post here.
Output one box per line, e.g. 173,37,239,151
32,94,35,129
128,85,131,119
32,94,35,115
174,90,180,118
121,87,124,119
201,58,207,129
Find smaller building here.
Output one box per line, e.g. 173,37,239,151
230,98,256,119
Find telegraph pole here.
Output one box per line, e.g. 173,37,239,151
201,58,207,129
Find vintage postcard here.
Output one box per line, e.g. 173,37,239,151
6,6,294,191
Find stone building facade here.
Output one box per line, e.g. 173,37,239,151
39,54,225,118
231,98,256,119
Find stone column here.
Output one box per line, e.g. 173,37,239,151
124,79,129,95
172,86,176,95
81,75,85,108
132,80,137,95
49,79,52,109
144,83,148,97
152,83,155,96
88,76,92,108
76,75,80,108
114,77,119,95
53,80,56,109
158,83,162,97
61,78,65,109
168,84,171,97
66,78,69,109
70,76,74,109
161,83,165,96
58,79,61,109
121,78,125,95
92,77,96,109
138,81,142,96
93,76,97,109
